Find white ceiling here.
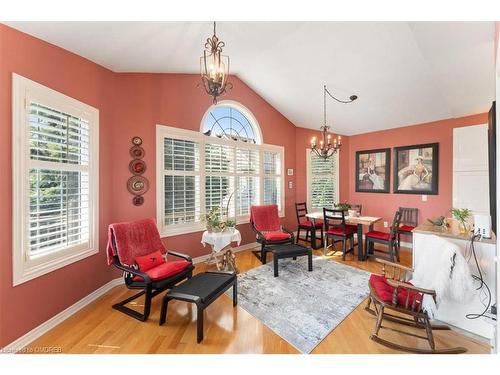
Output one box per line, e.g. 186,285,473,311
4,21,495,135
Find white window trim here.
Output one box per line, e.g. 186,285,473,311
306,148,339,212
199,100,263,145
156,124,285,237
12,73,99,286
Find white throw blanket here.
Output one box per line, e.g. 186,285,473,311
411,235,473,319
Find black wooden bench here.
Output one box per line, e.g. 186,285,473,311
263,243,313,277
159,271,237,343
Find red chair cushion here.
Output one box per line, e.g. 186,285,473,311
135,250,165,272
327,226,356,236
299,219,323,228
250,204,281,232
264,231,291,241
398,225,415,233
369,274,422,307
133,260,191,282
365,230,395,241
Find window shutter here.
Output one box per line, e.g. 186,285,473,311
263,151,282,210
28,102,91,257
309,152,337,209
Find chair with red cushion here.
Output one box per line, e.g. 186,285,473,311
365,259,466,354
365,210,402,262
295,202,323,245
106,218,194,321
397,207,418,248
323,208,356,260
250,204,294,263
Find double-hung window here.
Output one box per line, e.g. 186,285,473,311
307,149,339,210
12,74,99,286
157,102,284,236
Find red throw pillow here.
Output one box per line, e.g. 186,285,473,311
135,250,165,272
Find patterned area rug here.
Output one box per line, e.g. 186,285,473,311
229,257,371,353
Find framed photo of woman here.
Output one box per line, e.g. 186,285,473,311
355,148,391,193
393,143,439,194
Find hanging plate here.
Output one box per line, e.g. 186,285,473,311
130,145,145,159
127,176,149,195
131,136,143,146
132,195,144,206
129,159,147,175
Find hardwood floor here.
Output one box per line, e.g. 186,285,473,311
24,244,491,354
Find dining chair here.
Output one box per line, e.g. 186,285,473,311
365,210,402,262
397,207,418,248
295,202,324,245
323,208,356,260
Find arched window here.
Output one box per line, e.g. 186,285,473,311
201,101,262,144
156,101,283,237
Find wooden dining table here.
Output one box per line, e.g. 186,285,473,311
305,211,382,260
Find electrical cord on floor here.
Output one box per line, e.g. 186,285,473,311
465,233,493,320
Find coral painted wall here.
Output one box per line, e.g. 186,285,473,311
346,114,489,231
0,25,297,346
109,73,298,258
0,24,116,347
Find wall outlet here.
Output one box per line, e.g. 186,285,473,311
288,181,293,189
383,221,388,228
422,195,427,202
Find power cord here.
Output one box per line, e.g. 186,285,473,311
465,233,494,320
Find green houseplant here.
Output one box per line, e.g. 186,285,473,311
451,208,472,234
334,202,351,211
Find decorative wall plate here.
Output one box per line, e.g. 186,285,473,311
129,159,146,175
131,136,143,146
130,145,145,158
127,175,149,195
132,195,144,206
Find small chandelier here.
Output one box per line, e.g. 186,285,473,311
310,85,357,160
200,21,232,104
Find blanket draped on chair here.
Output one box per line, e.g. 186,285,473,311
411,234,473,318
106,218,166,266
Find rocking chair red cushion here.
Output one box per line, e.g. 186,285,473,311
133,260,192,282
369,274,422,307
135,250,166,272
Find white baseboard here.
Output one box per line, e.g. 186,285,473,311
192,242,259,264
2,277,122,353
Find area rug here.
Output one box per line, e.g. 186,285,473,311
229,257,371,353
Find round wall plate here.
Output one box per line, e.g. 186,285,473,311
132,195,144,206
127,175,149,195
130,145,145,158
131,136,143,146
129,159,147,175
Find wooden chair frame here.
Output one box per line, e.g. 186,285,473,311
397,207,418,248
323,208,355,260
365,259,467,354
295,202,323,245
365,210,402,263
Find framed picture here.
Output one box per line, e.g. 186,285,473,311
355,148,391,193
393,143,439,195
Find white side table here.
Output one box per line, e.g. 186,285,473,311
201,229,241,273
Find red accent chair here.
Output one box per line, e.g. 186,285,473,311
250,204,294,263
323,208,356,260
295,202,323,245
365,210,402,262
397,207,418,248
106,218,194,321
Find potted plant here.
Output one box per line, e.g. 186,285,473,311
451,208,472,234
225,218,236,232
204,207,222,233
334,202,351,212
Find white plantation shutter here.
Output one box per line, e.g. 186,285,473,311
308,151,338,210
157,121,284,236
263,151,282,210
28,103,92,256
164,138,200,225
13,74,99,286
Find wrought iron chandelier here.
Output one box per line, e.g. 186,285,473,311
310,85,357,160
200,21,232,104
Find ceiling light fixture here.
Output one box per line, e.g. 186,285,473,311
200,21,232,104
310,85,357,160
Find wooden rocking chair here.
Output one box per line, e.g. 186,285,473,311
365,259,467,354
